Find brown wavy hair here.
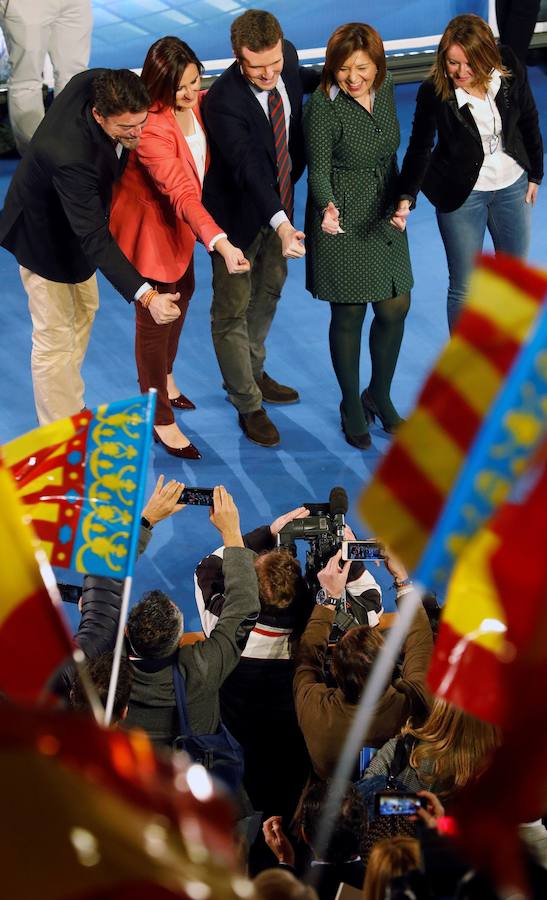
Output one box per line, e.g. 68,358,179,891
321,22,386,95
402,697,501,795
431,14,510,101
140,36,203,110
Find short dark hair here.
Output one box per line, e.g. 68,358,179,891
127,590,183,658
91,69,150,118
70,652,133,723
321,22,386,95
254,549,303,612
331,625,384,704
231,9,283,56
301,781,365,864
141,36,203,110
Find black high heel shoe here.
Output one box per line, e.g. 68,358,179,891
361,389,404,435
340,404,371,450
153,429,201,460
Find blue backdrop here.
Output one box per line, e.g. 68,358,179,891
90,0,489,71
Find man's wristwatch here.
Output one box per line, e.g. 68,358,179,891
316,588,341,606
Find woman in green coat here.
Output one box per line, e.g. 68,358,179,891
304,23,413,449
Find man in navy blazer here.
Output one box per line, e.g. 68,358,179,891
203,9,318,447
0,69,181,425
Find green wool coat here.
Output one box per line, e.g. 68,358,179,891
303,73,414,303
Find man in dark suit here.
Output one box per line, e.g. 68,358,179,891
203,10,318,447
0,68,181,425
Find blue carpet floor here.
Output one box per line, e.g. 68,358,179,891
0,68,545,630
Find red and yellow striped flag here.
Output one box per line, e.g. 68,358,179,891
360,254,547,574
432,446,547,891
0,703,246,899
0,458,72,701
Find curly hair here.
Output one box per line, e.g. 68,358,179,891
127,590,183,658
230,9,283,56
254,549,303,611
331,625,384,704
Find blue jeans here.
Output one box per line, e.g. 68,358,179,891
436,171,531,331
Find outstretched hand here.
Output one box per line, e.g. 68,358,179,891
210,485,243,547
141,475,185,526
270,506,310,537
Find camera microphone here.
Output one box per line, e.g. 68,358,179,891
329,485,348,543
329,486,349,518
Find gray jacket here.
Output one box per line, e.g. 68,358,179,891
125,547,260,746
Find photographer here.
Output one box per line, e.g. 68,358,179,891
294,550,433,781
124,486,260,748
193,508,383,842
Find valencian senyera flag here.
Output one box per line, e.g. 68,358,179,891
1,393,156,579
0,459,73,701
360,253,547,596
433,446,547,892
0,702,247,899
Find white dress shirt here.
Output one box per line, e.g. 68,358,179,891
455,70,524,191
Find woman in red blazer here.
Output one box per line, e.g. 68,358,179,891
111,37,249,458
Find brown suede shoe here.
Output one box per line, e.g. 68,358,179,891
238,408,280,447
256,371,299,404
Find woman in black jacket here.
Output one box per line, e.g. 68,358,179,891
394,14,543,331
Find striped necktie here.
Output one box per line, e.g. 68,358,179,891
268,87,293,222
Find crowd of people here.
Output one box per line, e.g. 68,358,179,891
0,4,545,897
58,474,547,898
0,8,542,451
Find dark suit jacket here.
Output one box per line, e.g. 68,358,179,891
202,40,318,249
399,46,543,213
0,69,145,300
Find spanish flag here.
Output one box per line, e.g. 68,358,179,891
435,448,547,891
0,459,72,701
2,393,155,578
0,702,245,899
360,254,547,595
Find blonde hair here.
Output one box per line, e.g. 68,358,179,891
363,836,420,900
431,13,510,100
402,698,500,795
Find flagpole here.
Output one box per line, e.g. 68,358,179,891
311,586,423,865
35,549,105,723
105,389,156,726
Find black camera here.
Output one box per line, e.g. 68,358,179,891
276,487,358,641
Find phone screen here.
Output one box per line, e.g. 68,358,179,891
177,487,214,506
342,541,385,561
375,793,422,816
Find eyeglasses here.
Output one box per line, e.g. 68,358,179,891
486,94,499,155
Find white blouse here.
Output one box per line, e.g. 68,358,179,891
184,111,207,186
455,70,524,191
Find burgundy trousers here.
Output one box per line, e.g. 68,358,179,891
135,258,195,425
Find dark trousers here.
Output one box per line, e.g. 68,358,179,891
496,0,540,61
210,226,287,414
135,259,195,425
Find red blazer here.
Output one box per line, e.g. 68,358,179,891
110,94,221,283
